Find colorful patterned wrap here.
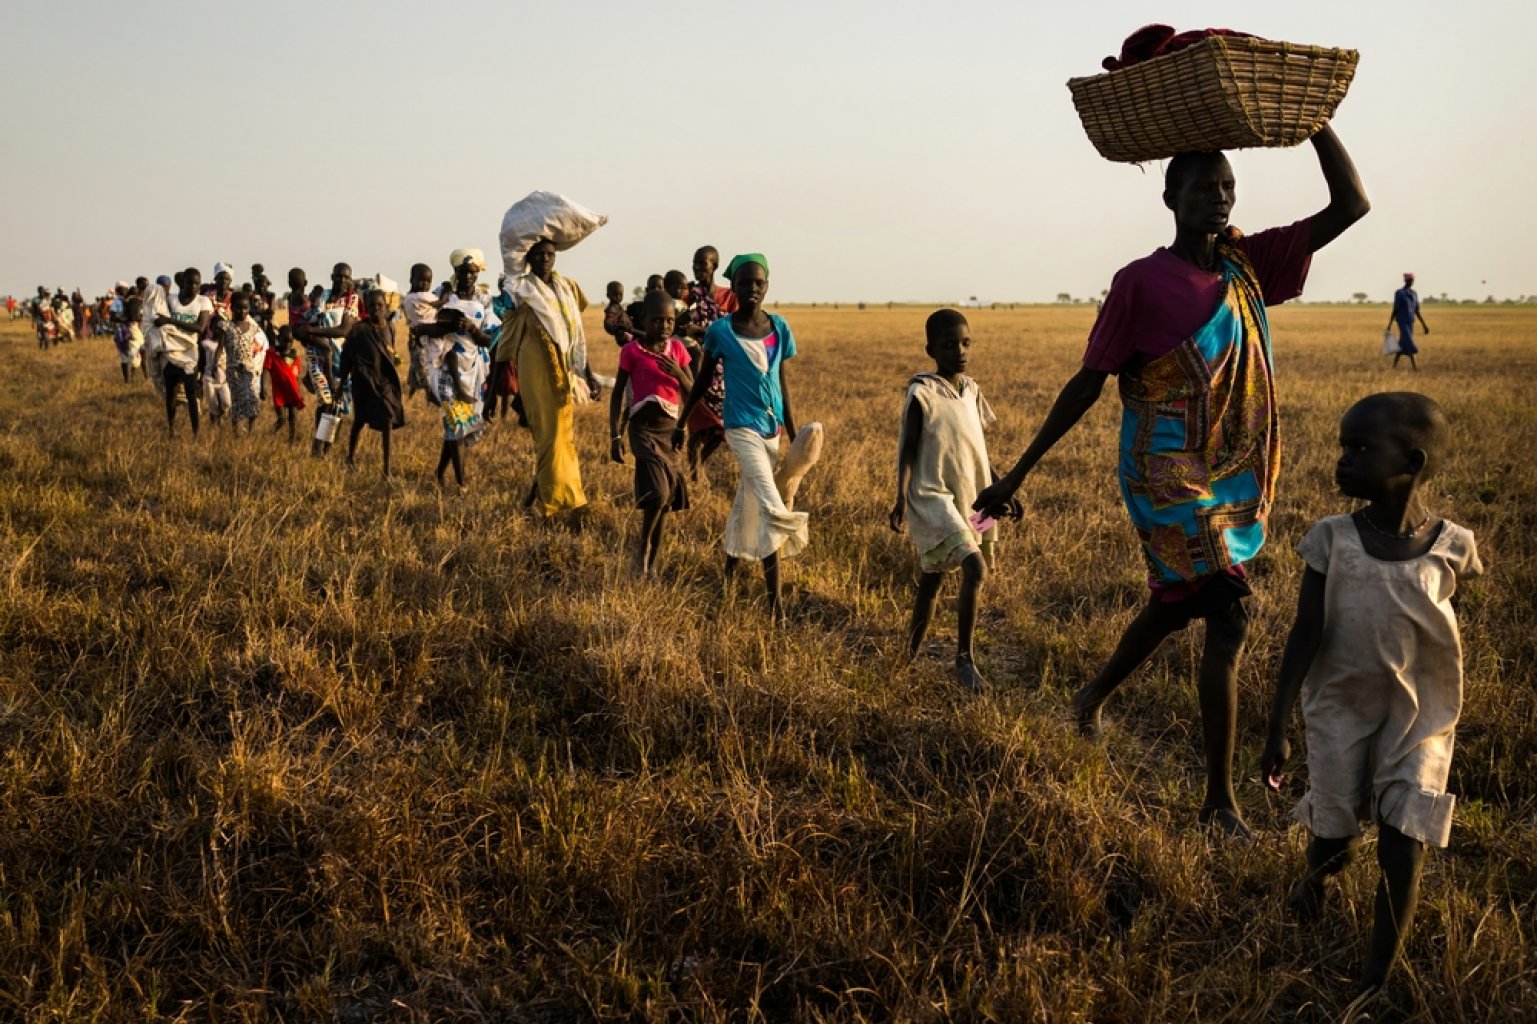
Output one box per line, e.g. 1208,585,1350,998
1116,241,1279,584
685,281,727,430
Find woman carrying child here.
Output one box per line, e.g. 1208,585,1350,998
294,262,360,457
115,294,145,384
400,263,442,401
200,264,236,425
975,127,1370,835
339,289,406,477
141,275,172,397
675,253,807,618
1263,392,1481,1006
610,290,694,576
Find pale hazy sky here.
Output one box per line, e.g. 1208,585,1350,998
3,1,1532,303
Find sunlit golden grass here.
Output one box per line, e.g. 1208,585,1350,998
0,304,1533,1021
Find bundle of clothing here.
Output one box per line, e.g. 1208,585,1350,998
1101,24,1254,71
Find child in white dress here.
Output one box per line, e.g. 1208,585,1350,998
401,263,442,400
1264,392,1483,1002
889,309,1008,690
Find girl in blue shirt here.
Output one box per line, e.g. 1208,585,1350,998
675,254,808,617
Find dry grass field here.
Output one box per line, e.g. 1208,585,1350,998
0,303,1533,1022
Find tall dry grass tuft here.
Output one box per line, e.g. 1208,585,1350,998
0,306,1533,1021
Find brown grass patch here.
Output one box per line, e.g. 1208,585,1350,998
0,305,1533,1021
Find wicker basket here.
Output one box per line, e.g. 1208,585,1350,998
1068,36,1358,163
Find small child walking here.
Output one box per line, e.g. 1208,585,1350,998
1263,392,1483,1002
225,291,269,433
339,289,406,477
265,326,305,442
889,309,1002,690
610,290,694,576
116,295,145,383
423,307,489,490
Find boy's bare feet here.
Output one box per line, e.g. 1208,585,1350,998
1071,686,1105,739
1286,876,1328,924
1340,984,1381,1024
1198,805,1253,839
956,655,983,692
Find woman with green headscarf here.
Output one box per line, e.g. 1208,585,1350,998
675,254,807,617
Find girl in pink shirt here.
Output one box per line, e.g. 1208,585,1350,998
609,290,695,576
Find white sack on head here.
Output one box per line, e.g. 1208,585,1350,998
375,274,399,294
498,191,607,280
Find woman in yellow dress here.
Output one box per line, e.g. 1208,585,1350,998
496,239,603,519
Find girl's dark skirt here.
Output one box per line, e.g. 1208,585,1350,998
628,407,688,512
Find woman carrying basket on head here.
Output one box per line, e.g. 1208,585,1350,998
975,126,1370,836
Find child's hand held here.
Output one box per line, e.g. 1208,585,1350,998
1261,734,1290,790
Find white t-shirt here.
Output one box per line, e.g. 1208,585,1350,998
161,293,212,371
402,290,439,329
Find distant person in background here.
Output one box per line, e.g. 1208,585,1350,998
1388,272,1429,371
52,290,74,341
32,287,52,348
114,294,145,383
974,126,1370,837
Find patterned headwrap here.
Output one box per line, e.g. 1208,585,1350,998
450,248,487,273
